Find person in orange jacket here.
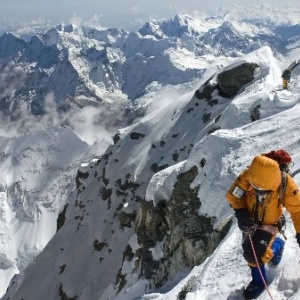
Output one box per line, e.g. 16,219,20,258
226,150,300,299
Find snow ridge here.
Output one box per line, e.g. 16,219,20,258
2,44,300,300
1,8,300,300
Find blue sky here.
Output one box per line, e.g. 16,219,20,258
0,0,299,30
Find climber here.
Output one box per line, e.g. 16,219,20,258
226,150,300,299
282,60,299,89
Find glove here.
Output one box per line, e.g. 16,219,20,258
296,233,300,246
235,208,253,232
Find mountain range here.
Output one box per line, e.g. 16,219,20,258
1,10,299,117
0,6,300,300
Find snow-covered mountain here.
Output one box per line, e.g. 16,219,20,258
0,8,300,119
1,6,300,300
2,42,300,299
0,125,112,296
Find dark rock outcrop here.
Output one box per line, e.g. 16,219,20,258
135,166,232,288
217,62,259,98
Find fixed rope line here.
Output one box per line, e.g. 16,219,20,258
248,231,274,300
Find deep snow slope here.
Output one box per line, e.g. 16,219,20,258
0,125,110,297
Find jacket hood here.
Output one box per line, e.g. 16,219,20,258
247,155,281,191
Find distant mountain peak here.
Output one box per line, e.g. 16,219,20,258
3,43,300,299
138,20,165,39
56,23,76,33
42,27,62,46
1,7,300,300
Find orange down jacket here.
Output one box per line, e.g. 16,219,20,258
226,155,300,234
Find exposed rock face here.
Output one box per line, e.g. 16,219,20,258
217,62,259,98
251,104,261,121
194,62,259,101
194,76,219,106
135,166,232,288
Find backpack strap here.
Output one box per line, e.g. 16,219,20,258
278,171,287,204
277,171,288,239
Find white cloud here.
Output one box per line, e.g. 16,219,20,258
129,6,140,15
1,1,300,30
0,89,130,145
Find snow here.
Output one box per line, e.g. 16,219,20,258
2,9,300,300
145,161,186,205
141,216,300,300
3,44,300,300
149,241,165,261
0,125,109,297
135,46,300,299
132,45,300,299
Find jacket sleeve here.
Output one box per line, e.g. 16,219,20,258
226,170,249,210
283,175,300,234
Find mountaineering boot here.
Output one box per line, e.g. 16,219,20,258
243,281,265,299
269,237,285,268
243,265,267,299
